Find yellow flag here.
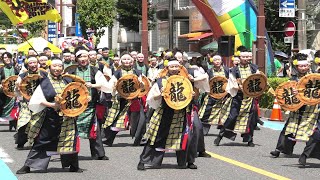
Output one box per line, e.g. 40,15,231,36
0,0,61,25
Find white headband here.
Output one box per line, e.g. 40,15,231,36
166,52,173,57
213,55,222,60
28,57,37,62
175,52,182,57
51,59,63,65
39,56,48,60
63,53,71,56
0,50,6,53
168,60,179,66
149,57,157,61
76,50,89,57
89,50,97,55
121,54,133,61
130,51,137,55
297,60,309,65
240,52,250,56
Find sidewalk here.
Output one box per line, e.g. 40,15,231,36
260,108,286,131
260,108,289,121
0,160,17,180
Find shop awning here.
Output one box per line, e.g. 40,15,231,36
187,32,213,41
201,41,218,51
178,32,203,38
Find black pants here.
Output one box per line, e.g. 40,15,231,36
103,111,146,146
274,121,296,155
24,110,80,170
24,150,79,170
103,126,119,145
89,120,105,158
139,142,188,167
15,124,28,146
130,109,146,146
302,131,320,158
194,115,206,153
218,94,257,143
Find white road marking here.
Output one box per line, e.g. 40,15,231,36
0,147,13,163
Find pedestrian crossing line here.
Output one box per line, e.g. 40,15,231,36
0,147,14,163
206,151,291,180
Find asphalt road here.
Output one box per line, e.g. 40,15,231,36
1,118,320,180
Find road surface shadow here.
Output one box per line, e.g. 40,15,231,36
78,156,94,161
282,162,320,168
115,134,132,138
279,154,301,158
50,158,61,162
104,143,135,147
298,162,320,168
46,167,87,173
220,142,261,147
262,154,300,159
146,163,180,170
164,153,179,158
0,129,15,132
204,133,219,137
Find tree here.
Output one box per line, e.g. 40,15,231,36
0,10,14,44
77,0,117,40
253,0,296,52
23,21,46,39
265,1,297,52
116,0,156,32
0,10,12,29
1,9,45,41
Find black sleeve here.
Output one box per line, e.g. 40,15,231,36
207,68,213,79
250,64,259,73
223,66,230,79
114,70,121,79
230,67,239,79
0,68,4,81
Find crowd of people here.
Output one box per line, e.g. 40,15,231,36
0,44,319,174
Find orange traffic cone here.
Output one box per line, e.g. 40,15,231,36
269,99,283,121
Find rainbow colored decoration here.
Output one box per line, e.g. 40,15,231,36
192,0,274,75
192,0,257,49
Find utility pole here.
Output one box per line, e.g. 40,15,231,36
169,0,174,49
142,0,148,64
256,0,266,74
60,0,63,35
297,0,307,50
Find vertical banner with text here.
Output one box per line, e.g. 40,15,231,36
47,21,57,43
75,13,82,37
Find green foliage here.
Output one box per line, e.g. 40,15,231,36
264,1,296,52
23,21,46,39
109,49,114,58
77,0,117,39
116,0,156,32
252,0,296,52
259,77,289,109
0,10,12,29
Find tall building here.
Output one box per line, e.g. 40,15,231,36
150,0,213,52
151,0,190,51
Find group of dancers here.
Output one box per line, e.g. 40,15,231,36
0,45,319,174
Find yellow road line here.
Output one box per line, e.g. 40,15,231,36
206,151,291,180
